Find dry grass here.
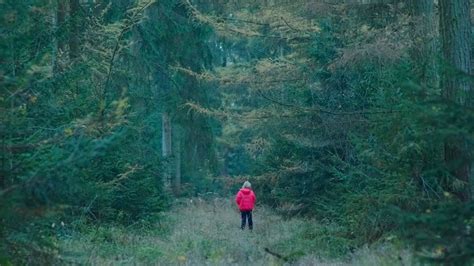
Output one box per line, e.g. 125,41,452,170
58,198,413,265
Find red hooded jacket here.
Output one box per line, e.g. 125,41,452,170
235,188,256,211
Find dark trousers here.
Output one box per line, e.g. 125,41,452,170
241,210,253,230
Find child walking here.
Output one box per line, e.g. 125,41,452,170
235,181,256,230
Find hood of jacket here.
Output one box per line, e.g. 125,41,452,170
240,188,252,195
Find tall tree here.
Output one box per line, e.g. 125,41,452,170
50,0,58,72
174,126,182,195
439,0,472,201
162,112,172,189
69,0,80,59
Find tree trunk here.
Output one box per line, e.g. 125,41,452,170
162,112,172,189
439,0,472,202
69,0,80,60
408,0,437,88
57,0,67,53
51,0,58,74
220,147,229,177
174,136,181,195
51,0,67,73
0,124,5,188
162,113,172,157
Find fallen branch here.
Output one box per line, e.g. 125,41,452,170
0,185,20,198
264,247,288,262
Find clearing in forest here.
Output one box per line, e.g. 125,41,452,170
58,198,411,265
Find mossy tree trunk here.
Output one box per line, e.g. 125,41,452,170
439,0,472,202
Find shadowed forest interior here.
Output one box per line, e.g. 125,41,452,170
1,0,473,265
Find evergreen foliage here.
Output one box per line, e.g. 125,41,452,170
1,0,473,264
0,0,213,262
186,1,473,264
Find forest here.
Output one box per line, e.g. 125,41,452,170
1,0,473,265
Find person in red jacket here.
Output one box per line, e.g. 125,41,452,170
235,181,256,230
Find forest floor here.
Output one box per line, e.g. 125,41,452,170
57,198,412,265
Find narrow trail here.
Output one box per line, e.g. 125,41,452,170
159,198,310,265
58,198,412,265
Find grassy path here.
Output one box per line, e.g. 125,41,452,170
58,198,411,265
